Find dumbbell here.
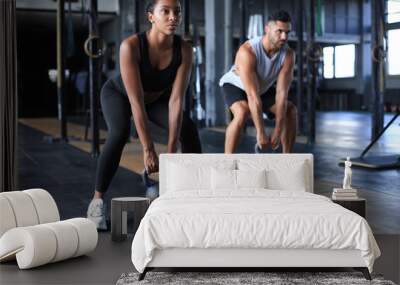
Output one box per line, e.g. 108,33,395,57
141,170,159,201
254,144,267,153
254,143,280,153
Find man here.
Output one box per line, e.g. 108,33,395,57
219,10,297,153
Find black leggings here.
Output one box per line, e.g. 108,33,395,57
95,82,202,193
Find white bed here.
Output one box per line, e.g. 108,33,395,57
131,154,380,280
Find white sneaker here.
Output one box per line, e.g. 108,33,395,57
87,198,107,230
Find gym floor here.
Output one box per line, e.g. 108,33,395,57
1,111,399,284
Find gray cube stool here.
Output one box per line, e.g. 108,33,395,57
111,197,150,242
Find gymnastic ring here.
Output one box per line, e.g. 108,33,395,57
307,43,323,62
84,35,106,59
371,45,386,62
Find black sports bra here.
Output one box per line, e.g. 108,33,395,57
112,31,182,94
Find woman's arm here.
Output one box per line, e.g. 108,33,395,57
167,40,193,153
119,36,158,172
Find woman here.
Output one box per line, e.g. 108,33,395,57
87,0,202,229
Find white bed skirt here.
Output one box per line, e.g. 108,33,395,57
147,248,366,268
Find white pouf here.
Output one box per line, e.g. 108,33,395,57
0,189,98,269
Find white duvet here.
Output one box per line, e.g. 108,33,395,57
131,190,380,273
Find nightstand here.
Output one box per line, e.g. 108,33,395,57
332,198,366,218
111,197,150,242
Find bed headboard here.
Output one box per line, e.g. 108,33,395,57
159,154,314,195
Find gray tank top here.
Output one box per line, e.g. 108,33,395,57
219,36,288,94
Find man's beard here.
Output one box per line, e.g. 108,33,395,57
269,35,281,49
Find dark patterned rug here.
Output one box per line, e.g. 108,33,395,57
116,271,396,285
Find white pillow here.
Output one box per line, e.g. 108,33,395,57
238,159,308,191
267,162,307,191
211,168,267,191
211,168,236,190
237,169,267,189
167,160,235,192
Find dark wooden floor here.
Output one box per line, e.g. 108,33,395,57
2,111,399,284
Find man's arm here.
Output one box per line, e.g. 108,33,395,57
235,44,269,148
271,48,295,148
167,41,193,153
